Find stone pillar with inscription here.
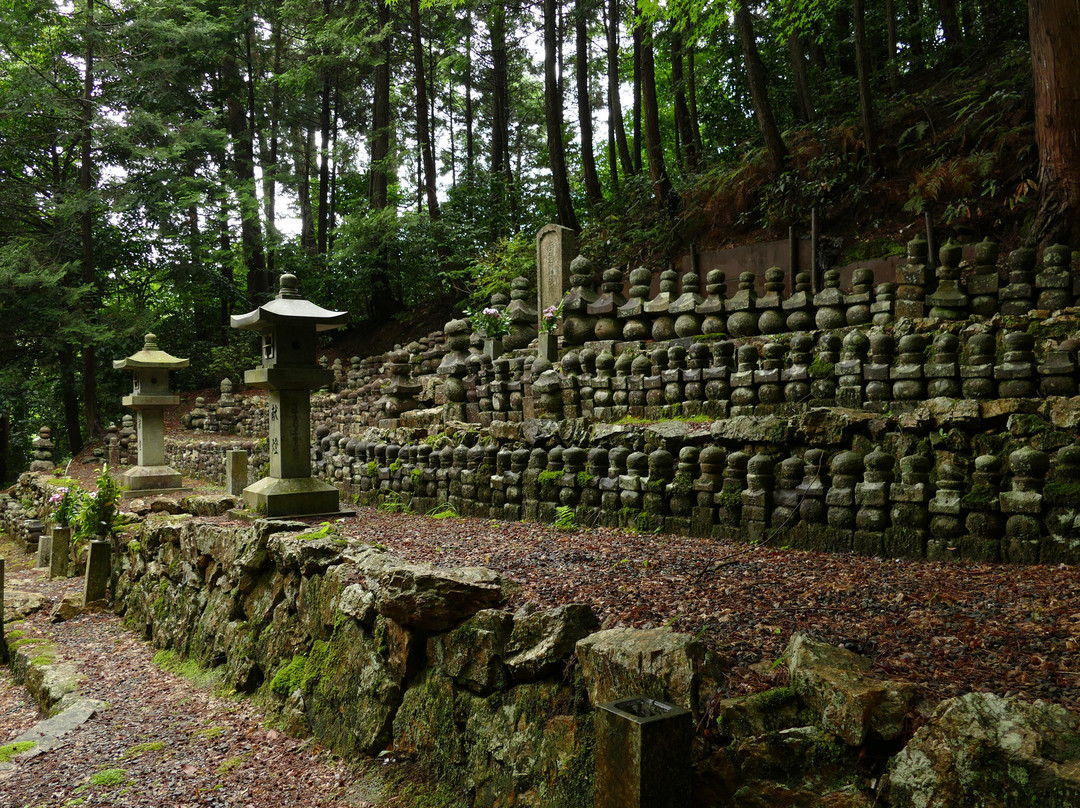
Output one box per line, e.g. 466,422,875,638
536,224,578,329
231,273,347,516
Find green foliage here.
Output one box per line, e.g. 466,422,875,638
465,231,537,311
82,769,128,789
554,505,576,531
426,503,459,520
377,490,413,514
271,655,308,696
69,465,121,557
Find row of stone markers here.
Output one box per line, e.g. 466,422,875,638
292,429,1078,565
551,239,1077,344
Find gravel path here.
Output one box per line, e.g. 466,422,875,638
0,537,369,808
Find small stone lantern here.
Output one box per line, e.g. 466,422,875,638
231,273,347,516
113,333,189,491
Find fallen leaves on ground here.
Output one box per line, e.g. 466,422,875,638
347,509,1080,706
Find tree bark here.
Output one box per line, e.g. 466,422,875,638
607,0,633,176
632,12,642,174
790,31,816,123
60,346,83,456
490,3,512,215
317,72,332,253
576,0,602,203
299,125,315,249
885,0,900,92
1029,0,1080,244
853,0,878,163
80,0,99,440
687,39,702,157
370,0,391,210
545,0,580,230
640,22,674,213
735,0,787,175
937,0,963,46
464,11,474,177
670,27,697,172
411,0,440,219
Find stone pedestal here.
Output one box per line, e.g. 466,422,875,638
83,540,111,604
50,526,70,579
226,449,248,496
595,697,691,808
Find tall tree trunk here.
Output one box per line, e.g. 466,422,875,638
687,40,702,157
370,0,391,209
853,0,878,162
576,0,603,203
632,11,642,174
938,0,963,46
545,0,580,230
411,0,440,219
329,89,339,252
790,31,817,123
607,0,633,176
0,411,8,484
735,0,787,175
299,125,315,248
264,16,282,275
1029,0,1080,244
906,0,925,61
490,2,511,217
464,11,474,177
80,0,99,440
670,27,697,172
640,22,674,213
59,347,83,456
224,30,267,297
885,0,900,92
317,72,332,254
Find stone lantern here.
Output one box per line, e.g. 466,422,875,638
231,273,348,516
113,333,189,490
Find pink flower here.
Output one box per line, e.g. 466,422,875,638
482,307,501,317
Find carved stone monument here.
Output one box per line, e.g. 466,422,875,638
232,273,348,516
536,224,577,327
113,334,189,491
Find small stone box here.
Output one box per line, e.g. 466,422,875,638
595,696,691,808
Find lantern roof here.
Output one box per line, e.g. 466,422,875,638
113,333,189,370
231,273,348,333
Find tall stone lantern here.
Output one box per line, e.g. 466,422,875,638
113,333,189,491
231,273,348,516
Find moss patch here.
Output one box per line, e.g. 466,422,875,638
0,741,36,762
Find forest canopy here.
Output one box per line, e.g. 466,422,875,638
0,0,1069,478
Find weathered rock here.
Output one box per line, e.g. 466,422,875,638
48,595,81,624
180,493,239,516
428,609,513,694
881,692,1080,808
786,633,918,746
338,583,376,625
797,408,877,446
266,533,344,575
576,627,723,720
711,415,790,445
712,725,869,807
148,497,185,514
374,561,504,632
505,603,599,682
714,686,803,741
3,590,47,621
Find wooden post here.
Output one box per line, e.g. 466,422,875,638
788,225,799,294
925,211,937,271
